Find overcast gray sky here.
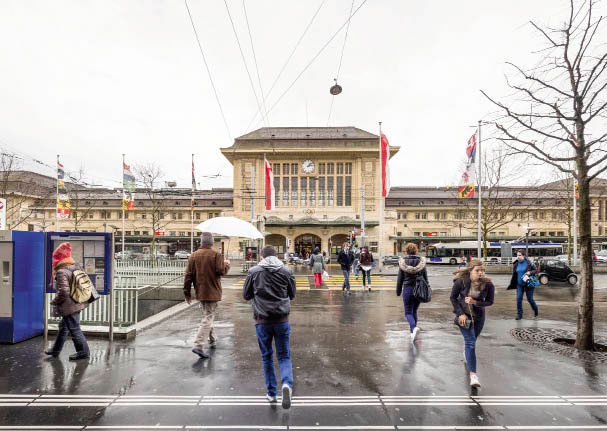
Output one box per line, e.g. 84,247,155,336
0,0,582,189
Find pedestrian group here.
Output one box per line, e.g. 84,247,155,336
44,236,542,409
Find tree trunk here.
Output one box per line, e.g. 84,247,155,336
575,160,594,350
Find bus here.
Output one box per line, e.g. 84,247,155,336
425,241,564,265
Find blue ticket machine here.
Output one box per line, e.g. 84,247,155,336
0,231,46,344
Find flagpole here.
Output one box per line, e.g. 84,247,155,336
122,154,126,258
191,153,195,254
477,121,482,260
378,121,383,273
55,155,60,232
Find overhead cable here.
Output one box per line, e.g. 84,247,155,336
253,0,369,127
223,0,267,126
242,0,269,125
245,0,327,130
327,0,355,126
184,0,233,142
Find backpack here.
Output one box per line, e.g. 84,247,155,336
70,269,99,303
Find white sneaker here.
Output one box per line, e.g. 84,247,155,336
281,384,292,409
266,394,277,403
470,374,481,388
410,327,420,342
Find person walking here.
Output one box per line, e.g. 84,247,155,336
243,245,296,409
45,242,90,361
337,243,354,294
450,260,495,388
310,247,326,288
352,246,361,280
396,243,428,342
358,246,374,291
184,232,230,359
507,250,539,320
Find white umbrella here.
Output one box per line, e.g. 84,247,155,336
195,216,263,239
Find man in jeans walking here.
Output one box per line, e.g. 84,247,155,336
184,232,230,359
243,245,296,409
337,242,354,294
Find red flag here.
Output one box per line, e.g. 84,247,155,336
264,157,275,210
380,134,391,197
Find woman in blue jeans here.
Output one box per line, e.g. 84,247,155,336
396,242,428,342
507,250,538,320
450,259,494,388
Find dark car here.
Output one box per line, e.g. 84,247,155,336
382,255,401,266
536,258,578,286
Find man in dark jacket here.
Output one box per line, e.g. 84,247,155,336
184,232,230,359
337,242,354,294
243,245,296,409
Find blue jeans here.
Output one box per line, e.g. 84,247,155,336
403,286,420,332
361,269,372,286
516,286,539,317
51,312,89,355
342,269,351,291
458,314,485,373
353,260,359,277
255,322,293,397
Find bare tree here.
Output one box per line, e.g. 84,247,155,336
482,0,607,350
134,163,170,260
450,147,538,257
65,167,96,232
0,151,39,229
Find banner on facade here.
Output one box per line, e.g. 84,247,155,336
380,134,391,197
458,132,477,199
264,157,275,210
57,158,70,219
122,162,135,211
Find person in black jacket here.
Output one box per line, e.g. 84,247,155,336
243,245,296,409
507,250,538,320
337,242,354,294
450,259,495,389
396,243,428,342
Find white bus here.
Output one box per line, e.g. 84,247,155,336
425,241,564,265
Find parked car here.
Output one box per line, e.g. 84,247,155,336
174,250,191,259
114,251,132,260
382,255,401,266
536,258,578,285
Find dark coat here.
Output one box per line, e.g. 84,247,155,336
337,249,354,270
359,250,374,267
184,246,230,302
396,255,428,296
243,261,296,324
50,264,89,317
450,277,495,319
507,258,537,290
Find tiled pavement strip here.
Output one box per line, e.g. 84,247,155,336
230,275,396,291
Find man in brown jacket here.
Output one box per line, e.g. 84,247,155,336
184,232,230,359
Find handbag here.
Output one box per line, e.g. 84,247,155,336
454,296,474,329
526,276,539,288
322,270,330,281
412,275,432,303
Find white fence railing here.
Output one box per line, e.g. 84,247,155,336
47,276,142,327
116,260,186,285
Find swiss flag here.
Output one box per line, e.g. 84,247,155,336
380,134,391,197
264,157,275,210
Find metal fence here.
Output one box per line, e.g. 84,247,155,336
115,260,186,286
47,276,142,328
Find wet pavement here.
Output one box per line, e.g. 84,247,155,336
1,275,607,429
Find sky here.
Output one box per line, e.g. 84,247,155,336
0,0,586,190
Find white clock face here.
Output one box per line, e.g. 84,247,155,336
302,160,314,173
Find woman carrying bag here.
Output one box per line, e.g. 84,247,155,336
396,243,428,342
310,247,326,288
507,250,539,320
450,259,494,388
358,246,374,291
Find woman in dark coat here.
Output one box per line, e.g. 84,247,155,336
450,259,494,388
507,250,538,320
396,243,428,342
45,242,90,361
358,246,374,291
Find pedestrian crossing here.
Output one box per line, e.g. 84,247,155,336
231,276,311,291
322,275,395,291
229,275,395,291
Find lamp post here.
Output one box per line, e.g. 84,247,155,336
524,224,534,257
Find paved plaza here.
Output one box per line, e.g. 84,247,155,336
1,268,607,430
